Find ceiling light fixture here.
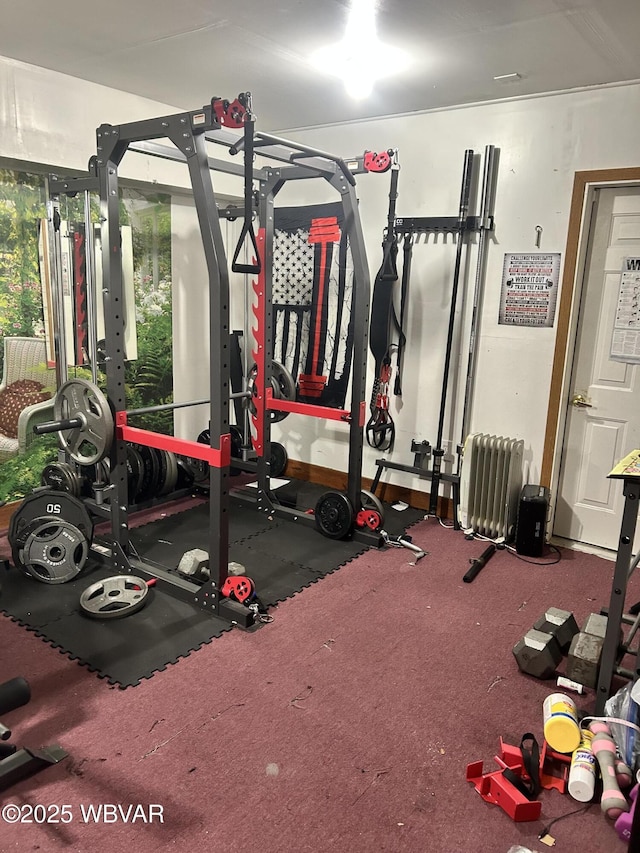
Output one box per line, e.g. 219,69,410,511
310,0,408,100
493,72,522,82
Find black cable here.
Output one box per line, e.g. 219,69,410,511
539,802,593,836
507,543,562,565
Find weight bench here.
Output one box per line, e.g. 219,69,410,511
0,677,68,790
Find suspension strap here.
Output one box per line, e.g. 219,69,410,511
367,166,400,450
366,359,395,451
393,233,412,396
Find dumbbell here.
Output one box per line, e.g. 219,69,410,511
589,720,630,820
513,607,579,679
566,613,615,690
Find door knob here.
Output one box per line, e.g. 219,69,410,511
571,393,593,408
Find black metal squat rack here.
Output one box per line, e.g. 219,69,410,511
37,93,387,626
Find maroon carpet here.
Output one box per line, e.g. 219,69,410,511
0,513,635,853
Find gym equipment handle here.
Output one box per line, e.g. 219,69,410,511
463,544,496,583
34,417,83,435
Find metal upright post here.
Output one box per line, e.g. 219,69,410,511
429,149,474,517
83,189,99,386
595,477,640,714
45,193,69,389
180,131,231,605
459,145,499,448
331,171,370,512
95,130,131,569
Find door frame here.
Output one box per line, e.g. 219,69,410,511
541,167,640,539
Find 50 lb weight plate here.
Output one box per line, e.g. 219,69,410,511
9,490,94,573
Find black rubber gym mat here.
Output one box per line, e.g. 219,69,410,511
0,482,424,688
0,561,230,688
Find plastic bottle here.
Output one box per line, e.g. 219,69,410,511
568,729,596,802
543,692,581,753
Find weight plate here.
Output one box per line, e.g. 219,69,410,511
269,442,288,478
229,424,244,476
126,446,143,502
41,462,81,498
161,451,178,495
175,456,195,489
156,448,169,495
247,361,296,424
54,378,114,465
134,445,162,502
314,491,354,540
9,490,94,573
125,446,144,501
79,575,150,620
11,516,47,576
360,489,385,529
180,431,209,484
22,519,88,584
272,360,296,403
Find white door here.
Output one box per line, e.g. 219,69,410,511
555,185,640,552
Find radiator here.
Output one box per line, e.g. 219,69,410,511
458,433,524,540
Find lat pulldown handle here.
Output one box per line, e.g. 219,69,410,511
231,110,261,276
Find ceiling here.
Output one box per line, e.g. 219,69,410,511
0,0,639,132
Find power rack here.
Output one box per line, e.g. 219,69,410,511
38,93,389,627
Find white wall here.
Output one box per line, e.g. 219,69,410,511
0,54,241,192
271,83,640,490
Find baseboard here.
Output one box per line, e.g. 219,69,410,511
0,461,452,536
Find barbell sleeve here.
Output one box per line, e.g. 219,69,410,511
33,417,83,435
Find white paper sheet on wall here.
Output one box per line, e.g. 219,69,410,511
610,257,640,364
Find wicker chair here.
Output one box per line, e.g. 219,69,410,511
0,337,57,463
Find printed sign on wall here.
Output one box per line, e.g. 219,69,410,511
610,257,640,364
498,253,561,327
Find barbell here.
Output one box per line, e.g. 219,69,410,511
36,366,298,468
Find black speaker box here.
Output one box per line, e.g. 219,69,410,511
515,485,550,557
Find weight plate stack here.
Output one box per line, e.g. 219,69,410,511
126,445,145,503
134,445,163,502
8,490,94,576
159,450,178,495
41,461,82,498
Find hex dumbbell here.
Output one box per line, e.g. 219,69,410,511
513,608,579,679
566,613,614,690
